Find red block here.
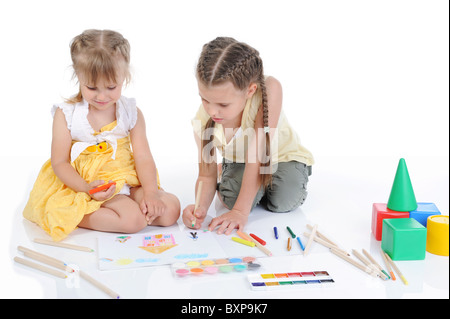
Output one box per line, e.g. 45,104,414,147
371,203,409,241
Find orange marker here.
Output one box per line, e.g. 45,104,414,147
89,181,116,195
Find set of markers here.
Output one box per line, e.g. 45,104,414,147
274,225,317,255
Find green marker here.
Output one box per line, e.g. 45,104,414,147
286,226,296,238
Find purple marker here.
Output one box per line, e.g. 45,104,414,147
274,227,278,239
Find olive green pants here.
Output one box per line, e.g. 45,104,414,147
217,161,311,213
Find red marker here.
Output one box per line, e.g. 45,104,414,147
89,181,116,195
250,233,266,246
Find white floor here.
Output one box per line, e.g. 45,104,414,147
2,155,449,299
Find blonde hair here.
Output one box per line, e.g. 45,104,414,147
66,29,131,104
196,37,272,188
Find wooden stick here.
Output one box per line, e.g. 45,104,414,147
14,256,67,279
34,238,94,252
363,249,390,280
330,248,375,276
385,253,409,285
303,224,317,256
79,270,120,299
192,181,203,227
380,246,396,280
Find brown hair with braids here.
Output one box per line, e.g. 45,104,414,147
196,37,272,188
66,29,131,104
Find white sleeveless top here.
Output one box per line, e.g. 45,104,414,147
51,96,138,163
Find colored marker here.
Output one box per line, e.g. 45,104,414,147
296,236,305,251
286,226,296,238
274,227,278,239
249,233,266,246
232,237,255,247
89,181,116,195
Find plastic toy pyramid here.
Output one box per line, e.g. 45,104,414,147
387,158,417,212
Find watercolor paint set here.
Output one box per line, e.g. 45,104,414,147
247,271,335,290
171,256,262,277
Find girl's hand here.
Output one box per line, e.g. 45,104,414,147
182,204,207,229
88,180,116,201
208,209,249,235
140,191,167,225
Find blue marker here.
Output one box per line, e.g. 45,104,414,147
297,236,305,251
274,227,278,239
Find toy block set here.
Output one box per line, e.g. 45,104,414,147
371,158,448,260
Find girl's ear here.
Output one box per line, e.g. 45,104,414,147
246,83,258,98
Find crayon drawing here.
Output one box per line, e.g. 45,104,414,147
97,229,227,271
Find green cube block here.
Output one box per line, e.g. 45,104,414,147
381,218,427,260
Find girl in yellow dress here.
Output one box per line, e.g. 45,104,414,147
23,29,180,241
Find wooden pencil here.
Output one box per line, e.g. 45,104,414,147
379,246,396,280
385,252,409,285
303,232,348,256
307,224,340,248
14,256,67,279
22,251,74,273
192,181,203,227
34,238,94,252
18,246,66,267
330,248,375,276
363,248,390,280
352,249,388,280
303,224,317,256
79,270,120,299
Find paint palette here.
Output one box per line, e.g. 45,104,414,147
248,271,335,290
171,256,261,277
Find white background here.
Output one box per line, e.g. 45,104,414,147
0,0,448,298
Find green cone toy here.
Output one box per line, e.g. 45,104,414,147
387,158,417,212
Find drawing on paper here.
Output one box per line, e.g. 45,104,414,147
97,229,229,270
139,234,178,254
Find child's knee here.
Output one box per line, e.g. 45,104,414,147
266,187,308,213
121,210,147,233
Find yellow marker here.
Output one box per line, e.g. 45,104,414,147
231,237,255,247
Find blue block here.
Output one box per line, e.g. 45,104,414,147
409,202,441,227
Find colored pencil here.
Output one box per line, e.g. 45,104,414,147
34,238,94,252
287,237,292,251
303,224,317,256
362,249,390,280
88,181,116,195
330,248,375,276
380,246,396,280
14,256,67,279
18,246,74,273
385,252,409,285
303,232,348,256
352,249,388,280
274,227,278,239
79,270,120,299
307,224,349,255
237,231,272,257
191,181,203,227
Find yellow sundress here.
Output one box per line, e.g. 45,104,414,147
23,96,156,241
